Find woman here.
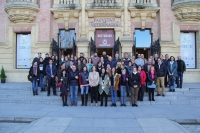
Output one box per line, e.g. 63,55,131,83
106,64,111,77
82,58,87,65
67,60,74,72
55,55,59,68
127,61,134,75
144,58,154,73
110,67,120,107
128,67,141,107
86,58,93,72
96,61,103,76
147,65,157,101
99,68,110,107
57,62,66,82
29,61,40,96
120,69,128,106
73,55,78,66
77,59,83,73
59,69,69,106
60,55,65,65
116,61,122,75
168,56,178,92
100,56,106,68
137,65,146,101
39,57,45,92
79,66,89,106
89,66,99,106
51,55,55,65
70,54,74,61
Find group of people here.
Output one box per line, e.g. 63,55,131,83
28,51,186,107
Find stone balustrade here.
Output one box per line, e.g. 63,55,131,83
6,0,38,4
52,0,80,9
172,0,200,7
130,0,158,8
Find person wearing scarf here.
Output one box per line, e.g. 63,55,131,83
29,61,40,96
147,66,157,101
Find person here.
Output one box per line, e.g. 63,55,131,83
155,57,167,96
106,56,115,68
141,54,147,64
43,53,50,87
32,52,42,65
51,55,56,65
122,52,131,66
147,65,157,101
120,69,128,106
109,67,120,107
76,59,83,73
129,67,141,107
137,65,146,101
143,58,154,73
55,55,59,69
59,69,70,106
86,58,93,72
46,59,57,96
102,51,108,63
135,54,145,67
89,66,99,106
73,56,78,66
96,61,103,76
82,58,87,66
91,52,100,67
154,54,159,64
70,54,74,61
64,56,70,69
168,56,178,92
59,55,65,65
79,66,89,106
78,52,86,61
29,61,40,96
100,56,106,68
67,60,74,72
39,57,45,92
113,53,121,67
163,54,170,87
131,59,137,68
57,62,66,82
116,61,122,75
69,65,79,106
176,55,186,88
126,61,134,75
106,64,111,77
99,68,110,107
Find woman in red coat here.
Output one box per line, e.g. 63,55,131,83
138,65,146,101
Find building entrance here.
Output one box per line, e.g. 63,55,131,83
136,48,150,59
62,49,73,56
97,48,113,57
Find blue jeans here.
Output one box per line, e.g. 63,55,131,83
120,85,126,104
40,74,44,88
32,77,38,91
176,72,183,87
170,79,176,89
81,86,89,95
70,86,78,104
110,86,117,104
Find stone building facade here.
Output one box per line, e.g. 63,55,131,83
0,0,200,82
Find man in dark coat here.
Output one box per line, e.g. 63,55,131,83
176,55,186,88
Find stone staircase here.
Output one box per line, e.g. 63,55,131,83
0,85,200,106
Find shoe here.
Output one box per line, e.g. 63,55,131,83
40,89,43,92
173,89,175,92
33,91,35,96
140,100,143,102
35,91,38,95
60,93,62,97
81,104,84,106
74,104,77,106
169,89,172,92
63,103,65,106
66,104,69,106
132,104,134,107
149,99,151,101
135,104,138,107
162,94,165,97
53,94,57,96
111,103,114,107
156,94,160,96
105,105,107,107
176,86,180,88
96,103,98,107
124,104,126,107
100,104,103,107
70,104,73,106
47,94,50,96
91,103,93,106
180,86,182,88
121,104,123,106
152,99,155,101
114,104,117,107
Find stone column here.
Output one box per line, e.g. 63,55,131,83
120,0,133,57
76,0,89,58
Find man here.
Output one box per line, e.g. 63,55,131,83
176,55,186,88
163,54,170,87
113,53,121,67
46,59,57,96
91,52,100,67
154,54,159,65
135,54,145,67
78,53,86,61
122,52,131,66
141,54,147,64
43,53,50,87
155,58,167,96
32,52,42,65
64,56,70,69
69,65,79,106
102,51,108,63
106,56,115,68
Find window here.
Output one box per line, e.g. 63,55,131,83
134,29,152,48
59,30,76,49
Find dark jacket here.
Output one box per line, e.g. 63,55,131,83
39,62,44,75
122,58,131,66
43,57,50,75
147,71,157,85
79,72,89,85
155,62,167,77
46,65,57,79
32,57,40,65
59,76,70,89
69,71,79,86
128,73,141,87
177,59,186,72
29,65,40,80
106,61,116,68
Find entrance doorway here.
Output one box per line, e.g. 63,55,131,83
97,48,113,57
136,48,150,59
61,49,73,56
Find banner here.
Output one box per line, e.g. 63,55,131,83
180,32,196,69
59,30,75,48
95,30,115,48
16,34,31,69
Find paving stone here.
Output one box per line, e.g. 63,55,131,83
93,118,117,127
104,127,144,133
64,127,104,133
45,117,72,126
137,118,163,128
69,118,93,127
115,119,140,127
33,117,52,126
23,125,67,133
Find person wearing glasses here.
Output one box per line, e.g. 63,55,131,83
155,57,167,96
135,54,145,67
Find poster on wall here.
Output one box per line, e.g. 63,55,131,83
180,32,196,69
59,30,76,48
16,34,31,69
95,30,115,48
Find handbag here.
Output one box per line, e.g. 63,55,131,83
56,81,62,87
27,74,32,82
147,83,156,88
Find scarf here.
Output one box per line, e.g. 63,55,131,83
33,65,37,76
122,74,126,81
150,71,154,79
170,61,174,71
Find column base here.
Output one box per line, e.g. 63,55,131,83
76,38,89,58
121,37,133,57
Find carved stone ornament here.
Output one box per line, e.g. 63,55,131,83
5,8,39,23
172,6,200,22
